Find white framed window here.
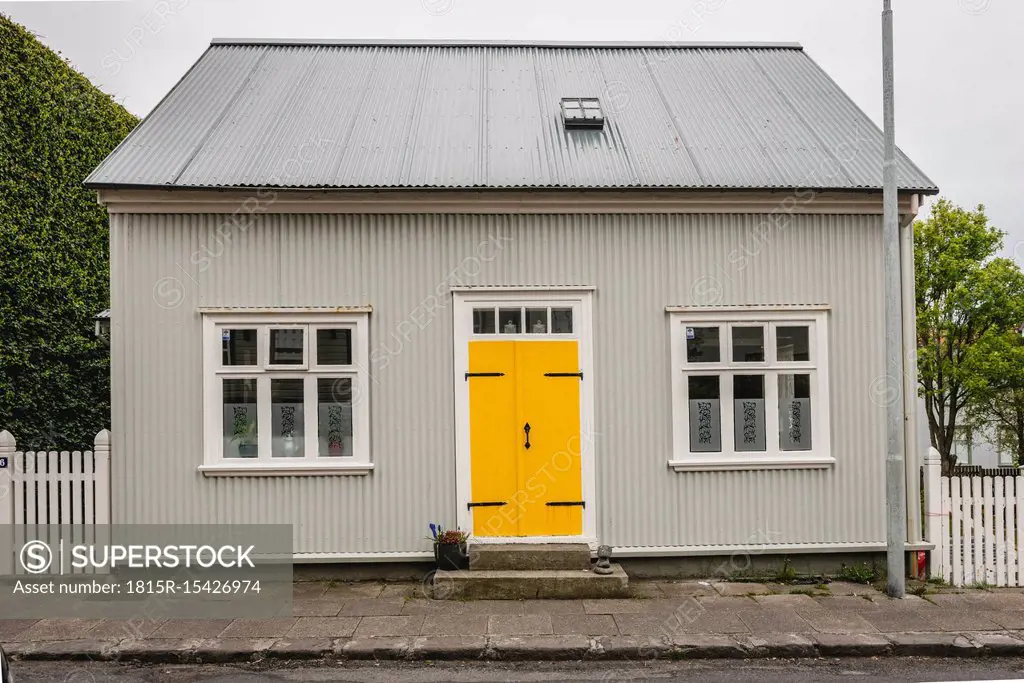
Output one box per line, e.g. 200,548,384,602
200,311,372,476
667,307,833,471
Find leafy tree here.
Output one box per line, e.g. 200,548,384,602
915,198,1024,473
962,328,1024,466
0,15,138,449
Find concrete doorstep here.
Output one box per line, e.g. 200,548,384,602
6,631,1024,664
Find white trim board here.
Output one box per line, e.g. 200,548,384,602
452,289,597,541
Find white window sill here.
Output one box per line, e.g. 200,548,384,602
668,455,835,472
199,462,374,477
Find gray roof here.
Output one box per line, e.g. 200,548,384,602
86,40,937,192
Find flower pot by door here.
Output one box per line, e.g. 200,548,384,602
435,543,468,571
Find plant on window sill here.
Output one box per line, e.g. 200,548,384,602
231,408,258,458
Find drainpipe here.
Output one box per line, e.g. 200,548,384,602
902,194,921,546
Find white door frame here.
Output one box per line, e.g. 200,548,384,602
452,287,597,545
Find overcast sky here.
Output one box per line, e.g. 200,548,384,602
4,0,1021,259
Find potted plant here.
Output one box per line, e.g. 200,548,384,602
428,523,469,571
231,408,258,457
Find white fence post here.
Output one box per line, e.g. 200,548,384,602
924,446,944,579
94,429,110,526
0,431,14,575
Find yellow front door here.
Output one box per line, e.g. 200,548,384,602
468,340,583,537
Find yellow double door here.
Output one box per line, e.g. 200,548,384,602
468,340,584,537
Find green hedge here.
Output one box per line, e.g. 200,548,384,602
0,15,138,449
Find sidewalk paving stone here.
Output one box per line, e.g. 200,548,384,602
0,620,37,640
979,610,1024,629
753,594,820,609
422,614,489,636
550,614,618,636
400,599,473,615
857,608,941,632
712,582,771,597
379,583,419,599
150,619,232,639
291,582,328,600
219,618,297,639
87,619,165,640
824,581,878,596
353,615,425,638
287,617,359,638
519,599,585,614
338,598,406,617
929,610,1003,631
290,598,346,617
488,614,552,635
583,598,683,614
456,599,529,615
322,582,385,599
655,581,716,597
794,609,880,634
18,619,104,641
736,607,812,634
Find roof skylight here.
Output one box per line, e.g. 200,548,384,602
561,97,605,130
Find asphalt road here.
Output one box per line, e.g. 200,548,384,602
15,658,1024,682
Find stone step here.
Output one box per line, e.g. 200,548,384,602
431,565,629,600
468,543,592,571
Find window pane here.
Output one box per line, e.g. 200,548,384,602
271,379,304,458
473,308,495,334
499,308,521,334
732,326,765,362
221,329,257,366
316,329,352,365
776,326,810,362
318,378,353,457
733,375,766,452
551,308,573,334
269,328,304,365
688,376,721,453
223,378,258,458
563,99,581,109
526,308,548,334
779,373,812,451
686,326,720,363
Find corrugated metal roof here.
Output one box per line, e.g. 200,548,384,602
85,40,937,192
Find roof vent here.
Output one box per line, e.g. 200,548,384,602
561,97,605,130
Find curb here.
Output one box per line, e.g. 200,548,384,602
7,632,1024,663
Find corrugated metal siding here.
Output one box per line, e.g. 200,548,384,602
88,43,936,192
110,212,885,553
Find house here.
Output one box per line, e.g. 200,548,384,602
85,39,938,568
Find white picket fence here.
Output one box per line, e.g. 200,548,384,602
924,446,1024,586
0,429,111,574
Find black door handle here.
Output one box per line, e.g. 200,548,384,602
523,422,531,450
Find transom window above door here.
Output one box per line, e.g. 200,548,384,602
668,308,832,471
201,311,371,476
471,305,575,336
